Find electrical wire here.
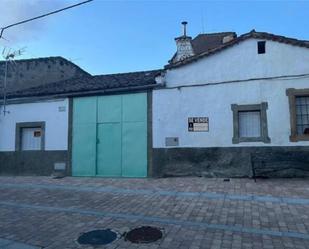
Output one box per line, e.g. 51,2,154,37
0,0,93,39
162,73,309,90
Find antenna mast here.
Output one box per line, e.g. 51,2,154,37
0,0,93,115
1,48,24,115
3,58,8,115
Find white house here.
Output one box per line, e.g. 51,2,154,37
1,28,309,178
0,98,69,175
152,29,309,177
0,57,88,176
0,70,160,177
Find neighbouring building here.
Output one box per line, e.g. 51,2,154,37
0,56,89,175
0,25,309,178
0,98,69,175
0,56,90,92
0,70,161,176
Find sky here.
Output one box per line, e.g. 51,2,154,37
0,0,308,75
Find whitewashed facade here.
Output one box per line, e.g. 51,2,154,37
0,99,69,151
152,38,309,177
1,31,309,177
0,98,69,175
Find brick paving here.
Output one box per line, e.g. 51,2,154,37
0,177,309,248
0,238,41,249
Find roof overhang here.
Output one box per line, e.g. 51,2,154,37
165,30,309,70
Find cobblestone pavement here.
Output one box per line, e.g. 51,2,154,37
0,177,309,249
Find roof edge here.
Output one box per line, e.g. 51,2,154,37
92,69,162,77
165,30,309,70
4,82,165,102
0,56,91,76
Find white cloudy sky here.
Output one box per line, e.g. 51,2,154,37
0,0,73,44
0,1,308,75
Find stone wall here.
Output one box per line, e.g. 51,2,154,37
152,147,309,178
0,151,68,176
0,57,88,93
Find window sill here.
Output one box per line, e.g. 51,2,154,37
290,135,309,142
233,136,271,144
16,150,45,152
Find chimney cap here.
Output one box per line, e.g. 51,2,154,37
181,21,188,37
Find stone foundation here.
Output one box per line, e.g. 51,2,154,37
0,151,68,176
152,147,309,178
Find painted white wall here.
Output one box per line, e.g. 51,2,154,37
165,38,309,87
0,99,69,151
153,39,309,148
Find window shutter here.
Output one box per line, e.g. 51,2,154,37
21,127,42,151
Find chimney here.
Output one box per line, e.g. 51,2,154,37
172,21,195,63
222,34,235,44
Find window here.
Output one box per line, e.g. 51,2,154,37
296,96,309,135
15,122,45,151
231,103,270,144
257,41,266,54
286,88,309,141
239,111,261,137
21,127,42,150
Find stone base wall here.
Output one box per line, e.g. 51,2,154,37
0,151,68,176
152,147,309,178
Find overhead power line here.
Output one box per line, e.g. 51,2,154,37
0,0,93,116
164,73,309,90
0,0,93,39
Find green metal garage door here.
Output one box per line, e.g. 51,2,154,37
72,93,147,177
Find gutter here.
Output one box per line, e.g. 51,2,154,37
1,83,166,105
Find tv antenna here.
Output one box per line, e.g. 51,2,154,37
1,47,25,115
0,0,93,116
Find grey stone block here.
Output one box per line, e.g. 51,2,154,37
153,146,309,178
0,151,68,176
